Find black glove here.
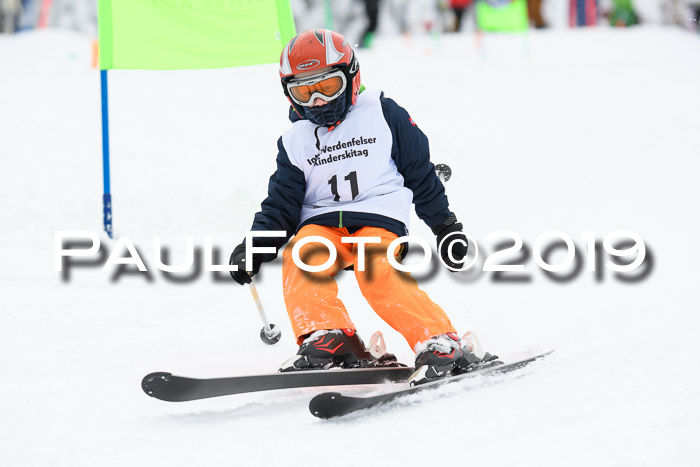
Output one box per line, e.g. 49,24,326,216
229,243,261,285
432,214,468,271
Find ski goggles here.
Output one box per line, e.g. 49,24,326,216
286,69,347,107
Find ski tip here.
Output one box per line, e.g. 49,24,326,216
141,372,173,397
309,392,344,419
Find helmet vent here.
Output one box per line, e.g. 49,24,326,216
324,29,346,66
288,34,299,53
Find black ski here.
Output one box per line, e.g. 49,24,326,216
142,366,414,402
309,351,553,419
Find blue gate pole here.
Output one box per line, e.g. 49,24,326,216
577,0,586,26
100,69,113,238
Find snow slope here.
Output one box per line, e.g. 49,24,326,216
1,25,700,466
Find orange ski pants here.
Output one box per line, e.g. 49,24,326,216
282,224,456,350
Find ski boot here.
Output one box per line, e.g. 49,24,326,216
279,329,403,372
409,332,500,386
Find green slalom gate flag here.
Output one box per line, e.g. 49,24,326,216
476,0,529,32
98,0,297,70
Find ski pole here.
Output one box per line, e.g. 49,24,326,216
248,276,281,345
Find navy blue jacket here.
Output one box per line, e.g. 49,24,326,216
249,93,451,260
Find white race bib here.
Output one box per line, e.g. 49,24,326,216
282,90,413,227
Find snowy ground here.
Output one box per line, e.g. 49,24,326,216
2,24,700,467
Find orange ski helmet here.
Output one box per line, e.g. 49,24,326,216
280,30,361,120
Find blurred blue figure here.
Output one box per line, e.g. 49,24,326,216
19,0,34,30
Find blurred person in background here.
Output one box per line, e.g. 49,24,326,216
605,0,639,27
448,0,474,32
0,0,22,33
661,0,700,29
528,0,548,28
687,1,700,30
361,0,380,47
386,0,411,36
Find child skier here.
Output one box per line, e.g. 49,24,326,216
229,29,494,385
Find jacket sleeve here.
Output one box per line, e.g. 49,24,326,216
249,137,306,260
380,95,451,229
